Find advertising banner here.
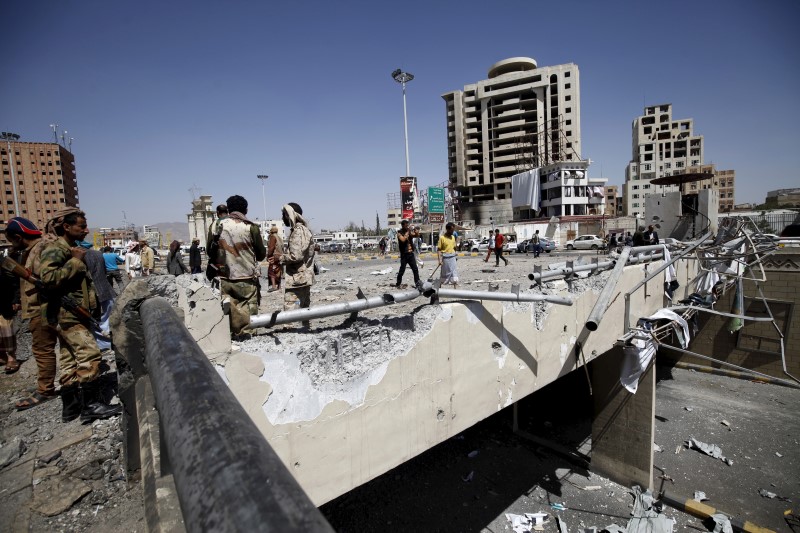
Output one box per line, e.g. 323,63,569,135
400,177,417,221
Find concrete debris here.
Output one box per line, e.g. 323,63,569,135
693,491,708,502
628,485,675,533
720,420,731,429
31,476,92,517
709,513,733,533
0,435,27,468
758,488,791,501
775,452,783,458
684,406,693,412
556,516,568,533
653,443,663,453
370,267,393,275
467,450,479,458
461,470,474,482
685,438,733,466
505,512,549,533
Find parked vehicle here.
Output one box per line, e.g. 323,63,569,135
517,237,556,253
470,239,491,253
418,242,431,252
565,235,604,250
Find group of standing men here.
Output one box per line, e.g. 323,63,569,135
2,210,122,423
206,195,316,334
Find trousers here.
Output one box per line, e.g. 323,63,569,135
30,315,58,395
221,278,260,334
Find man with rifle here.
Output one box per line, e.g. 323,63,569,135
3,217,58,410
39,208,121,423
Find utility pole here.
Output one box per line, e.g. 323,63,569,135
391,68,414,177
257,174,269,221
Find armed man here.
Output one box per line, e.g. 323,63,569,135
39,208,122,423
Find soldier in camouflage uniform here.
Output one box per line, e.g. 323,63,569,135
217,195,266,335
280,202,315,329
39,209,122,423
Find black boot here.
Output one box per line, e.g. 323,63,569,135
80,380,122,423
61,384,82,423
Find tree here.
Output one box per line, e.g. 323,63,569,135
375,212,382,236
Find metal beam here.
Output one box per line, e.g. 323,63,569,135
586,247,631,331
139,297,333,533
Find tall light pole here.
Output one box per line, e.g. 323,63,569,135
1,131,21,215
392,68,414,177
257,174,269,221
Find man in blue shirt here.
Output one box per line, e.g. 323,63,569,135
102,246,126,294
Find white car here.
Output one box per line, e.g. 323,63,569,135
418,242,431,252
565,235,604,250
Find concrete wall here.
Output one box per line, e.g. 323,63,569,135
221,258,697,505
665,250,800,380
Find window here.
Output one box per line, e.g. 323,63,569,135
665,162,671,169
633,203,640,208
565,95,571,101
633,194,640,199
565,107,571,113
564,71,571,78
565,119,571,125
643,164,651,171
565,83,571,89
633,185,639,190
566,130,572,136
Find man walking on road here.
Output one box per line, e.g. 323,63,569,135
532,230,541,258
139,240,154,276
494,229,509,266
395,219,422,291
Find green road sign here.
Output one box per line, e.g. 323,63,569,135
428,187,445,214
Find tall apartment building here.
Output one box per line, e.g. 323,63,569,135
1,140,79,244
443,57,582,225
623,104,704,217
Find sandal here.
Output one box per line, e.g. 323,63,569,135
15,391,57,411
4,361,20,374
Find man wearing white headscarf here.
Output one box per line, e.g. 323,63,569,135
280,202,315,328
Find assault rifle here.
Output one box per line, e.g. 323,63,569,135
0,255,100,330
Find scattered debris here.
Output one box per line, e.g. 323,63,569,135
505,512,550,533
684,406,693,412
775,452,783,458
556,516,568,533
467,450,479,458
462,471,474,482
370,267,393,275
758,488,791,502
629,485,675,533
654,443,663,453
551,503,566,511
709,513,733,533
720,420,731,430
693,491,708,502
0,435,27,468
659,474,675,484
579,485,602,491
675,445,681,455
685,438,733,466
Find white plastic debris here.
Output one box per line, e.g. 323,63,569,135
684,406,693,412
370,267,393,275
505,512,550,533
693,491,708,502
467,450,479,458
685,437,733,466
775,452,783,458
654,443,663,453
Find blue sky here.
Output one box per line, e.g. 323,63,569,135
3,0,798,231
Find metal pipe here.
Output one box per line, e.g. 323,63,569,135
586,247,632,331
139,298,333,532
528,250,664,283
437,288,573,306
250,288,425,328
623,233,712,332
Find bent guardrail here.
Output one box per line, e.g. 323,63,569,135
120,296,333,532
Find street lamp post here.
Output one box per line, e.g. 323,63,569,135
1,131,21,215
257,174,269,222
391,68,414,177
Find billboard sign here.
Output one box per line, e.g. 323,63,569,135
428,187,445,214
400,177,417,221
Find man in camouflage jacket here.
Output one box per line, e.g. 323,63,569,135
39,209,122,423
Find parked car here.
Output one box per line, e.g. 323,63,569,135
470,239,491,253
517,237,556,254
565,235,604,250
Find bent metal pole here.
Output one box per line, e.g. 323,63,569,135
249,287,572,329
585,247,632,331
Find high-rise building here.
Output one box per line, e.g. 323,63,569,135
685,165,736,212
623,104,704,217
1,140,79,244
443,57,582,225
604,185,624,217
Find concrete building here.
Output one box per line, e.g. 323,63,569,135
97,227,138,248
443,57,582,225
683,164,736,212
604,185,624,217
187,195,216,243
765,188,800,207
623,104,704,217
141,224,161,248
528,160,606,219
1,140,79,245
